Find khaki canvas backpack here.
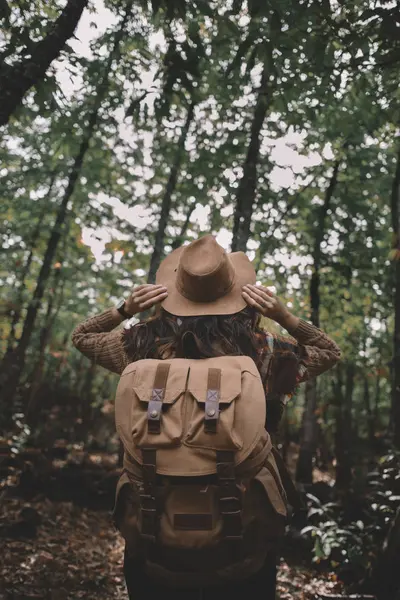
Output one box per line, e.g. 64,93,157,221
113,355,291,587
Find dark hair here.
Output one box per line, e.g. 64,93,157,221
123,307,300,432
124,306,262,361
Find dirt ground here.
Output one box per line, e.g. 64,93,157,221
0,495,343,600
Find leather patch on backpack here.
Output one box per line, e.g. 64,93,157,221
174,513,213,531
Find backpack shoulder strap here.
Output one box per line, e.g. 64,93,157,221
271,447,305,513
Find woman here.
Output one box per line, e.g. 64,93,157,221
72,235,341,599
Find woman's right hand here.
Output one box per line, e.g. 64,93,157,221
125,284,168,315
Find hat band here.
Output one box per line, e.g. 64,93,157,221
176,267,236,303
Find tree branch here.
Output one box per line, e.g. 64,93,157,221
0,0,89,126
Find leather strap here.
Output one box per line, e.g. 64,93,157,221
147,363,170,434
236,433,272,477
140,448,157,540
216,450,242,540
174,513,213,531
205,368,221,434
271,446,305,512
140,364,170,540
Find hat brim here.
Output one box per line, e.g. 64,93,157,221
155,247,257,317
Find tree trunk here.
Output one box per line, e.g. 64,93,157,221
231,61,271,253
147,100,196,284
0,0,89,126
26,268,64,423
374,370,381,431
79,361,97,444
295,378,318,484
171,199,197,250
74,354,87,395
363,374,375,450
0,0,11,21
316,420,332,472
5,174,56,354
0,4,133,412
391,146,400,448
296,157,341,484
337,362,354,489
53,332,70,383
333,363,355,490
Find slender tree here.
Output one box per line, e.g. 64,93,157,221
26,265,65,423
296,156,342,483
231,59,271,253
171,199,197,250
147,100,196,283
391,146,400,448
5,174,57,354
334,362,355,489
0,1,134,408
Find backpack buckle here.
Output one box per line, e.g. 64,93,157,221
219,494,242,514
147,398,162,434
205,388,220,433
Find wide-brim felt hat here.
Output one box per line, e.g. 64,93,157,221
155,234,256,317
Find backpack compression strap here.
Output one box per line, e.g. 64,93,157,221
216,450,243,541
204,367,221,433
147,363,171,434
204,369,243,542
141,363,170,540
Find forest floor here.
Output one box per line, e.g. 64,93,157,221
0,447,344,600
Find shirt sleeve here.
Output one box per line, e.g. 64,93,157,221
260,318,341,386
285,318,341,382
71,308,130,375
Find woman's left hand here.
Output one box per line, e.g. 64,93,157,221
242,284,297,328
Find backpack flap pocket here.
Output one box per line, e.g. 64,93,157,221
130,361,188,449
159,483,221,550
185,364,243,451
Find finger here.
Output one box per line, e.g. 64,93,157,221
248,284,275,298
243,286,273,309
248,285,276,306
132,285,166,300
131,283,157,297
243,286,275,310
263,288,275,297
134,284,164,296
131,284,147,293
242,291,265,313
138,287,167,299
139,292,168,308
139,291,168,309
243,284,266,297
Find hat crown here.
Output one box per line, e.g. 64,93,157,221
176,235,235,303
155,234,256,316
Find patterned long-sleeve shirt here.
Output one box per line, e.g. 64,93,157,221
71,308,341,399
